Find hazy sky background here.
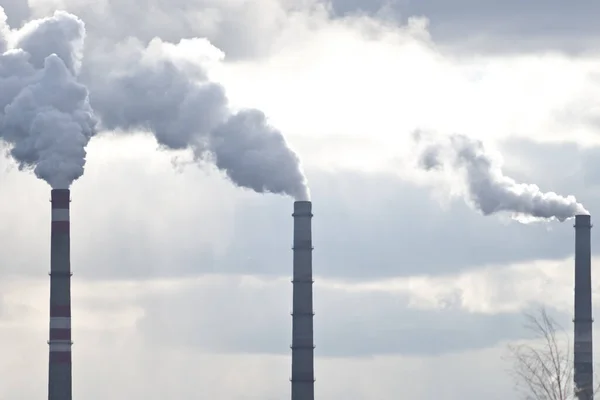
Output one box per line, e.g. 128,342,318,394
1,0,600,399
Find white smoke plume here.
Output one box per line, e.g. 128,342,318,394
0,9,309,199
0,8,97,189
210,109,308,199
86,37,310,200
413,131,588,222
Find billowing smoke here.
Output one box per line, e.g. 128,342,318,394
210,109,308,199
414,132,587,222
0,8,97,189
86,37,309,200
0,10,309,199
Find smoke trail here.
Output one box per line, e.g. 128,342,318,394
211,109,308,200
87,37,309,200
414,132,587,222
0,8,97,189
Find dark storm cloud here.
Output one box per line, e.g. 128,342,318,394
325,0,600,54
135,277,560,357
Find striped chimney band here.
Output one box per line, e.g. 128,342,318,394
49,308,71,342
51,189,69,232
48,297,72,365
48,349,71,364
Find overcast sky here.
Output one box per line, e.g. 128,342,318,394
2,0,600,399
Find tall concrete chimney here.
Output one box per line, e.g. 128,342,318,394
574,214,593,400
291,200,314,400
48,189,72,400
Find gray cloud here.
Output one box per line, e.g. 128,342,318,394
0,144,590,281
558,89,600,141
128,272,587,359
27,0,316,61
20,0,597,65
0,292,517,400
71,170,584,280
132,277,533,357
0,0,30,28
325,0,600,54
498,138,600,198
219,170,580,279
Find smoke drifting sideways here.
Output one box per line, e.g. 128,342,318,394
0,8,97,189
86,37,310,200
413,132,588,222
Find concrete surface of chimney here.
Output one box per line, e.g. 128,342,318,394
574,214,593,400
291,200,315,400
48,189,72,400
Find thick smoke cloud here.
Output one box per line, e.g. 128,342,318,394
87,37,309,200
0,8,97,189
210,110,307,199
0,9,308,198
86,39,228,151
414,131,587,222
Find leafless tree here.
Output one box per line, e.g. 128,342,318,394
507,307,574,400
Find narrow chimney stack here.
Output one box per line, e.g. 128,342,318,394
574,214,593,400
291,200,315,400
48,189,73,400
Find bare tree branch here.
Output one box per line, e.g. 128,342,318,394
506,307,574,400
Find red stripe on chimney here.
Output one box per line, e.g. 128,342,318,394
50,305,70,317
50,329,71,341
51,221,69,233
49,352,71,364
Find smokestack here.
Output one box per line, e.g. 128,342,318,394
574,214,593,400
291,200,314,400
48,189,72,400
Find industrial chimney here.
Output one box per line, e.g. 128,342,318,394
291,200,315,400
574,214,593,400
48,189,73,400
